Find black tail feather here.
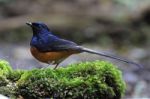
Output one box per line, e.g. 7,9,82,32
81,47,143,68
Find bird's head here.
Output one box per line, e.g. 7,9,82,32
26,22,50,35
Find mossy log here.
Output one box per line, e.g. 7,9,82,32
0,60,125,99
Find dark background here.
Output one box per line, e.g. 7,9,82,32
0,0,150,98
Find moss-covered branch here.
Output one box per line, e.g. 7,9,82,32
0,60,125,99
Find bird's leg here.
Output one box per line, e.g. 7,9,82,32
47,61,55,68
53,58,65,69
53,63,59,69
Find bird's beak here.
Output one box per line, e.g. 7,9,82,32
26,22,32,26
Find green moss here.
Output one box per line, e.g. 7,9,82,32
0,60,12,76
0,60,12,86
6,70,24,82
0,60,17,97
0,60,126,99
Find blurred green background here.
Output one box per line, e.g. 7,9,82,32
0,0,150,98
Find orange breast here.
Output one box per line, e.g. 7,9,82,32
30,47,80,63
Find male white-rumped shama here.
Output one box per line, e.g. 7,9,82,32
26,22,142,69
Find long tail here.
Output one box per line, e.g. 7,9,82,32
80,47,142,68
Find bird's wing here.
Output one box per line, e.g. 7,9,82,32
37,37,82,52
49,38,82,51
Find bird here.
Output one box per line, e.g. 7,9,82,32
26,22,142,69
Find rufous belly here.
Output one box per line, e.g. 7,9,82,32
30,47,80,64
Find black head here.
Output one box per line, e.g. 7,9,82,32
26,22,50,34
